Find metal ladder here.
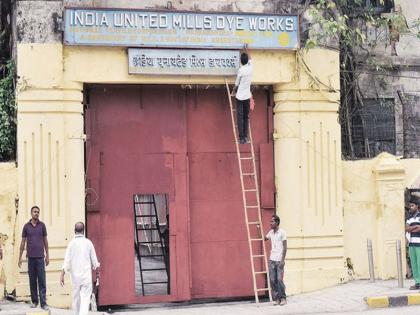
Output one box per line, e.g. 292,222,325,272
133,195,170,295
224,79,272,303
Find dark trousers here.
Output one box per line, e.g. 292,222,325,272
269,260,286,300
28,257,47,306
236,98,250,140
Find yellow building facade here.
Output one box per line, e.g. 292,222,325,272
8,39,345,305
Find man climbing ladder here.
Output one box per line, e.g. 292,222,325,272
232,47,253,144
225,45,272,304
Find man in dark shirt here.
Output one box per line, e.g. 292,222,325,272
18,206,49,310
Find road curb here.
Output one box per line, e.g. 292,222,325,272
366,293,420,308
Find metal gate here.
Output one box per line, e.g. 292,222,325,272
85,85,275,305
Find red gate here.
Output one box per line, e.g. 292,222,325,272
85,85,274,305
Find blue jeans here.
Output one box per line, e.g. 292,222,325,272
269,260,286,300
28,257,47,306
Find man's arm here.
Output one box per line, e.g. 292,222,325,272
410,225,420,233
44,236,49,266
280,240,287,267
90,242,100,270
264,230,270,241
61,242,72,286
60,269,66,286
406,225,420,232
0,245,3,260
18,238,26,268
232,71,241,96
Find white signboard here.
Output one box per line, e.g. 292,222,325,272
128,49,240,75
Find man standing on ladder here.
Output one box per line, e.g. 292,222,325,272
265,215,288,306
232,45,253,144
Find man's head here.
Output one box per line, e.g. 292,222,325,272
240,53,249,66
74,222,85,235
30,206,40,220
408,199,419,215
270,215,280,230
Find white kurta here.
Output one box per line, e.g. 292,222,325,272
63,234,100,315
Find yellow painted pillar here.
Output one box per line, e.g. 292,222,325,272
372,153,405,279
15,44,84,307
273,49,346,294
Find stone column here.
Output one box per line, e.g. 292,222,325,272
273,49,346,294
15,43,84,307
373,153,405,279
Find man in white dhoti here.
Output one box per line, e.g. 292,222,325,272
60,222,100,315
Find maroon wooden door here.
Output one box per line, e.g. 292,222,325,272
185,88,274,299
85,85,274,305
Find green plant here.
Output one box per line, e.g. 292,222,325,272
0,60,16,161
303,0,401,158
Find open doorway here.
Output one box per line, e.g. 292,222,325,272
133,194,170,296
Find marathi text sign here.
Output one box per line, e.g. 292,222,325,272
64,8,299,49
128,49,239,75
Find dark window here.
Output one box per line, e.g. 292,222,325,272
365,0,394,14
402,94,420,158
351,98,396,158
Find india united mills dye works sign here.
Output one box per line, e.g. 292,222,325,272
64,8,299,75
64,8,299,49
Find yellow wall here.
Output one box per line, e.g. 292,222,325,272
343,154,418,280
0,163,17,295
13,41,345,305
401,159,420,188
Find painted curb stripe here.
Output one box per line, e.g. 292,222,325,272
408,294,420,305
389,296,407,307
366,296,389,308
367,294,420,308
26,311,50,315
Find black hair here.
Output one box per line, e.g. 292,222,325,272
272,215,280,225
75,222,85,234
240,53,249,65
30,206,40,213
409,198,419,206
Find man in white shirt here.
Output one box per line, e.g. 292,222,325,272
265,215,287,306
60,222,100,315
232,50,253,144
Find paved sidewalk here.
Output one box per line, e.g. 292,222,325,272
1,279,419,315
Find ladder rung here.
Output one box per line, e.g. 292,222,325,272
140,254,165,258
257,288,270,292
138,241,162,244
137,227,160,231
143,281,168,285
248,221,260,225
252,255,265,258
142,268,167,271
244,189,257,192
246,206,259,208
134,201,155,204
250,238,263,241
136,214,157,218
242,173,255,176
240,157,253,160
255,271,268,274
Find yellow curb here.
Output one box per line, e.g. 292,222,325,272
408,294,420,305
366,296,389,308
26,310,50,315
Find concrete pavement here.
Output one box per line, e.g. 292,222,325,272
1,279,420,315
